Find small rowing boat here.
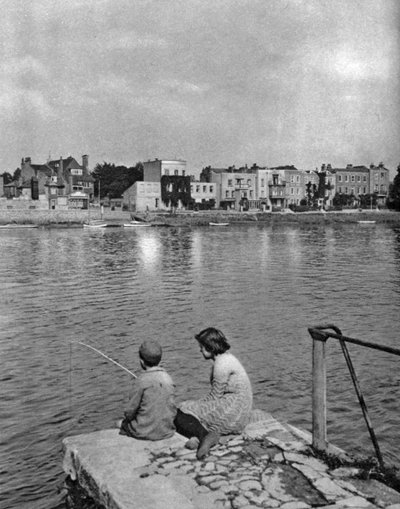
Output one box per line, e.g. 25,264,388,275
357,220,376,224
209,222,229,226
0,224,38,229
123,221,151,228
83,221,107,228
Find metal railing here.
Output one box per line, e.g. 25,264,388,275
308,324,400,468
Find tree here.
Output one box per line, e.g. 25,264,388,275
388,164,400,210
91,162,143,199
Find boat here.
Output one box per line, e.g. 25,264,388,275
357,220,376,224
209,222,229,226
83,221,107,228
0,224,38,229
123,221,151,228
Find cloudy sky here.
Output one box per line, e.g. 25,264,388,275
1,0,399,177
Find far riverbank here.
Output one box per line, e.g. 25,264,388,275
0,208,399,227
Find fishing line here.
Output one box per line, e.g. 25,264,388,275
71,341,137,378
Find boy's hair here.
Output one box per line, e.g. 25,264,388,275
195,327,231,355
139,340,162,367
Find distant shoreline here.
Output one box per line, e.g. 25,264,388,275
0,208,399,227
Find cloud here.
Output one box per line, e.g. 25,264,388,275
104,30,168,50
159,79,210,95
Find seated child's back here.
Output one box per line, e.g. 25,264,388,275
120,340,176,440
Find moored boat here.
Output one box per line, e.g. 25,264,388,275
0,224,38,229
123,221,151,228
83,221,107,228
209,222,229,226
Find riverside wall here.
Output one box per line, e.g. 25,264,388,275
0,207,399,227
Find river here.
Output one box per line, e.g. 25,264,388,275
1,221,399,508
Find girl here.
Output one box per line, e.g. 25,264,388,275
175,327,253,459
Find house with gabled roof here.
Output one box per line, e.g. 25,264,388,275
18,155,94,209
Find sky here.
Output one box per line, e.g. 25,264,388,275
1,0,399,179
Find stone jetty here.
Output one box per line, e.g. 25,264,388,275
62,411,400,509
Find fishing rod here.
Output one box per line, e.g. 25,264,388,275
72,341,137,378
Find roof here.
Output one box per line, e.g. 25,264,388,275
330,166,369,173
270,165,299,171
47,156,80,170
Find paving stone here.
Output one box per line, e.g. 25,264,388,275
203,461,216,471
231,494,251,508
220,484,240,495
313,477,353,502
209,479,229,490
280,501,311,509
229,446,244,453
175,448,197,459
197,474,225,485
284,452,329,472
292,462,326,482
239,479,263,491
273,452,285,463
335,496,376,507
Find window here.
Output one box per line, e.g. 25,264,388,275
231,191,235,198
225,190,229,198
203,185,207,192
363,175,367,182
210,186,213,193
164,169,169,176
381,172,385,179
375,173,378,180
247,179,251,186
357,176,361,182
261,179,264,187
196,185,200,193
339,187,342,193
338,175,342,182
174,170,178,176
363,187,367,193
228,179,232,186
290,187,294,195
296,188,300,195
345,187,348,194
296,176,300,183
249,190,253,198
290,175,294,183
351,175,355,182
182,170,185,176
345,175,348,182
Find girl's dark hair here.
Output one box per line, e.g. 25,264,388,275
195,327,231,355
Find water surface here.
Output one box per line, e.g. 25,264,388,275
1,222,399,508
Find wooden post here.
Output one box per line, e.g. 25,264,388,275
310,329,328,451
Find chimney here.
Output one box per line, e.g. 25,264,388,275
346,164,353,169
25,157,31,164
82,155,88,173
58,157,63,179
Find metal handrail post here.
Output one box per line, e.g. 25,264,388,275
309,328,328,451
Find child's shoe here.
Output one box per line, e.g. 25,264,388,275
196,431,220,460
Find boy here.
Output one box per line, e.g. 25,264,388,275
119,340,176,440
